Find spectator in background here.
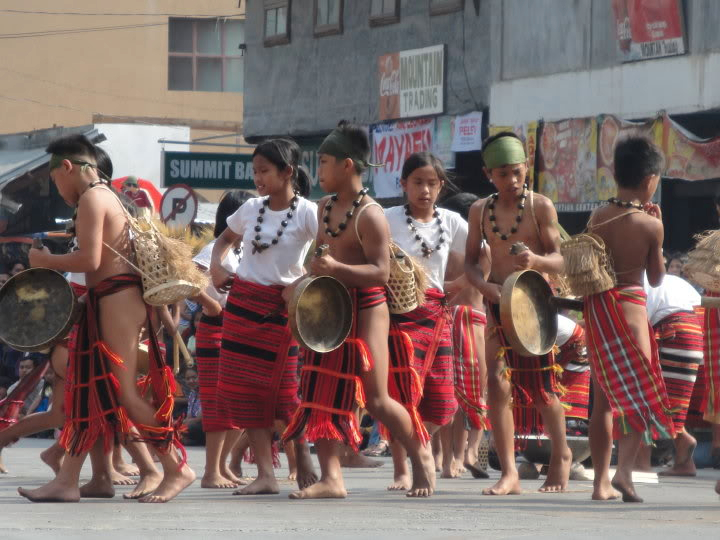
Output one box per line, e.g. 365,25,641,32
9,262,25,276
0,376,10,400
7,355,45,417
0,272,9,286
122,176,154,218
182,368,204,447
666,253,687,277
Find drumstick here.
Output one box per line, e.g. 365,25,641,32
175,330,194,368
172,333,180,375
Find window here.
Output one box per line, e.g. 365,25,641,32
370,0,400,26
314,0,343,37
168,18,245,92
430,0,464,16
265,0,290,46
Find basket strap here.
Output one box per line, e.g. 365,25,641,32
587,209,644,231
529,191,542,243
354,202,384,246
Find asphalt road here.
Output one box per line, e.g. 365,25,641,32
1,439,719,539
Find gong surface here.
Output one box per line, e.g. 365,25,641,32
289,276,352,353
500,270,557,357
0,268,77,351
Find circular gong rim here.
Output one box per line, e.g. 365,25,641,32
0,267,79,352
499,269,557,357
289,275,352,353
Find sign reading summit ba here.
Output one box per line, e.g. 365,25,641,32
163,151,255,190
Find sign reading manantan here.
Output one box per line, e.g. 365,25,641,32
378,44,445,121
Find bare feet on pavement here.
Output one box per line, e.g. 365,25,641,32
407,451,436,497
538,448,571,493
123,471,163,499
201,472,238,489
79,476,116,498
387,473,411,491
18,478,81,503
592,478,620,501
482,473,522,496
138,465,196,503
233,474,279,495
289,478,347,499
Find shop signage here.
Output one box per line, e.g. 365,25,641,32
612,0,685,62
378,44,445,121
163,151,254,190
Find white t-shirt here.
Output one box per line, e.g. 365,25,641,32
385,206,468,291
193,239,241,307
226,196,318,286
67,272,85,286
644,274,701,327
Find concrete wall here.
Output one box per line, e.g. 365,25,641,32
243,0,492,138
0,0,245,134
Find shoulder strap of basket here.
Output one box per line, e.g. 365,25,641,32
529,191,542,243
587,209,644,231
354,202,384,246
479,197,489,241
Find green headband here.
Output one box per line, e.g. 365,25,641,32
482,136,527,169
318,130,382,169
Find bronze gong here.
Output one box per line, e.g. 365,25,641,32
500,269,584,357
0,268,80,352
288,275,353,353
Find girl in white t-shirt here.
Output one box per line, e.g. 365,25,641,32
384,152,468,490
209,138,317,496
192,189,251,490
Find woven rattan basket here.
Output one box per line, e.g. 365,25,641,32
685,230,720,293
386,243,427,315
130,217,203,306
560,233,615,297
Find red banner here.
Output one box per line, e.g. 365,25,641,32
612,0,685,61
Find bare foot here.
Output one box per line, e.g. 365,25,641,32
111,470,138,486
539,447,571,493
288,471,297,481
295,445,318,490
79,476,115,498
201,473,238,489
482,473,522,496
340,451,384,468
138,465,196,503
407,450,436,497
229,462,243,479
441,460,462,479
123,471,163,499
455,460,467,474
387,473,411,491
289,478,347,499
233,475,279,495
18,479,81,503
611,478,643,503
40,447,63,475
114,462,140,477
659,434,697,477
592,479,620,500
0,456,7,474
220,464,246,485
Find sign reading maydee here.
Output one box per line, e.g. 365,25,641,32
378,44,445,121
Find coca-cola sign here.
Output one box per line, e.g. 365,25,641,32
378,44,445,121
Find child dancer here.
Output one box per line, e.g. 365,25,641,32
210,139,317,496
383,153,467,490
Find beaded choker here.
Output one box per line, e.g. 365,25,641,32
323,188,369,238
607,197,644,210
251,194,299,254
405,204,444,257
488,184,528,241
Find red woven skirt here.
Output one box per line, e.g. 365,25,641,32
196,312,236,432
452,305,489,430
556,324,590,422
655,310,703,433
218,279,299,429
283,287,385,451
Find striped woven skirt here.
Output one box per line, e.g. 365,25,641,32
655,310,703,433
556,324,590,421
488,302,562,437
283,287,386,451
701,295,720,424
584,286,675,441
452,305,489,430
218,279,299,429
196,312,236,432
389,288,456,429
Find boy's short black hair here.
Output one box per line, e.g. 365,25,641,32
336,120,371,174
94,145,113,180
46,134,98,164
613,135,664,189
439,192,479,221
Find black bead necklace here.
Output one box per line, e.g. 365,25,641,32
251,193,299,254
404,204,444,257
487,184,528,241
323,187,369,238
607,197,644,210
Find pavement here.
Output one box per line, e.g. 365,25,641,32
1,438,719,540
